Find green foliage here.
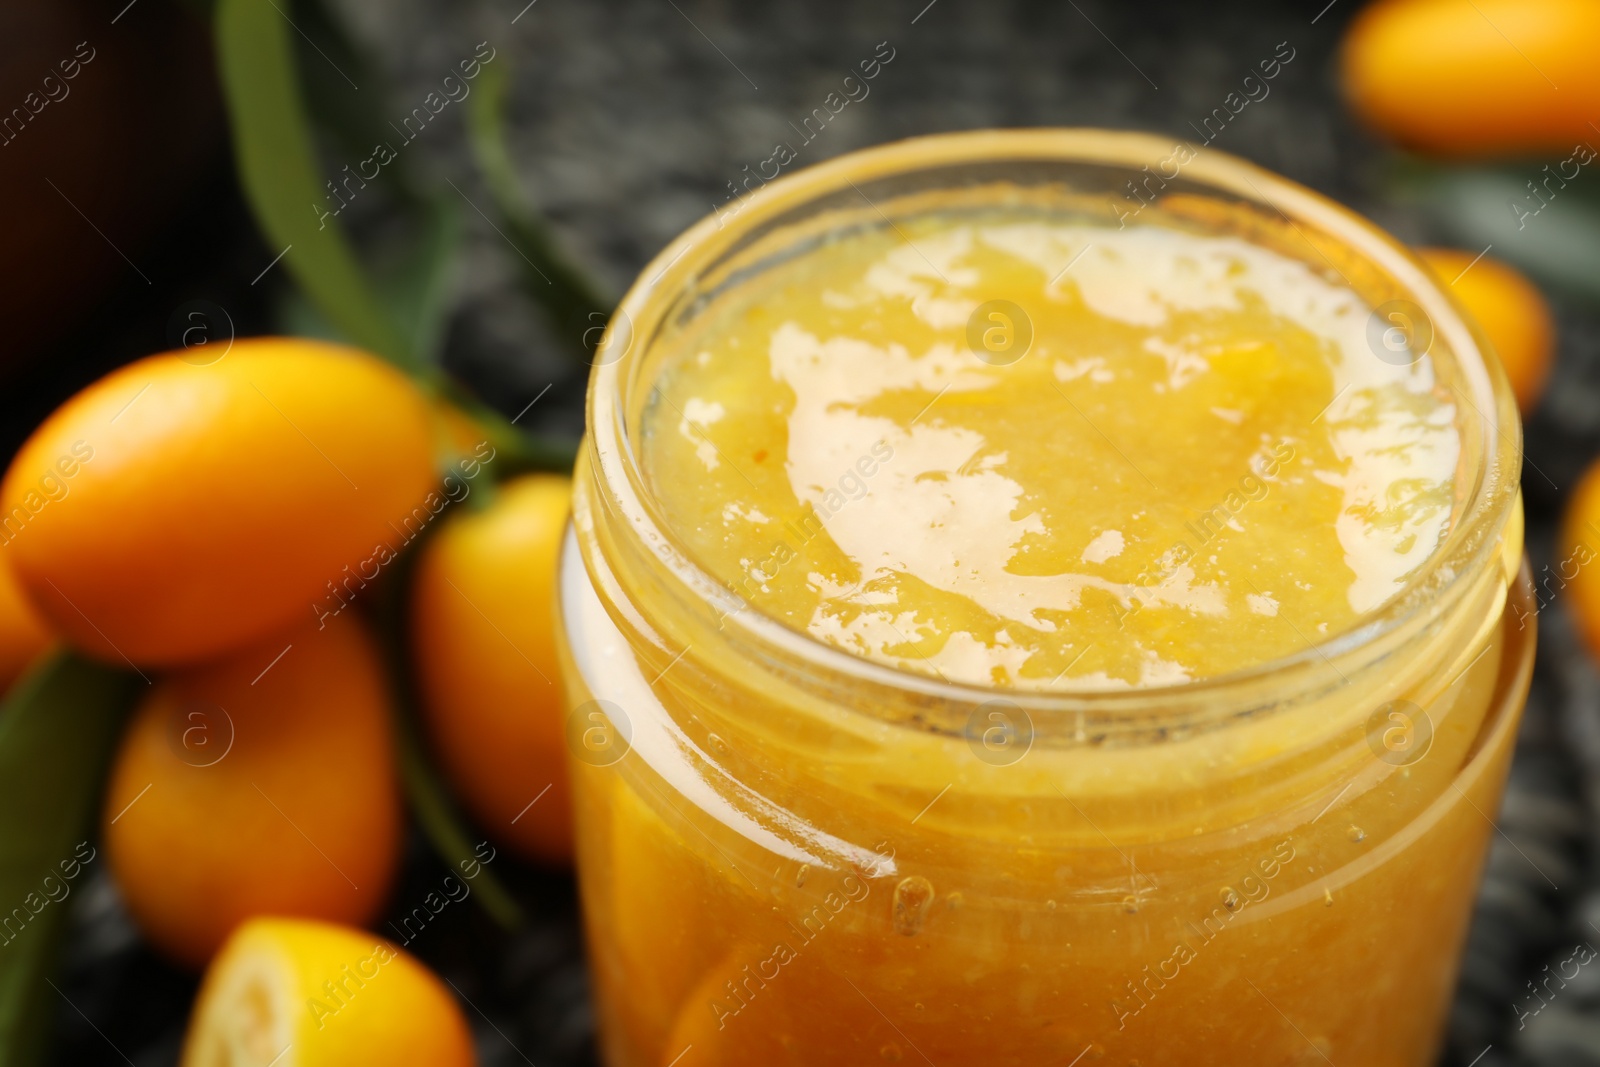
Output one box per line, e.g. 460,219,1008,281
467,58,615,360
218,0,593,472
214,0,415,368
0,654,141,1067
369,544,527,933
1388,157,1600,301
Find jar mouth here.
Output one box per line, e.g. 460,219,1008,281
584,128,1521,719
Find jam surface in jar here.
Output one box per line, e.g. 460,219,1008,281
641,215,1460,688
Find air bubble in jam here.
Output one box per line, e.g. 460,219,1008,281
893,876,936,936
1348,825,1366,843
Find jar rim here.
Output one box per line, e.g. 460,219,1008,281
583,127,1521,718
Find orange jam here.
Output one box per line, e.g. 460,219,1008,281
559,131,1532,1067
641,215,1462,688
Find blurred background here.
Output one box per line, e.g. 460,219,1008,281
5,0,1600,1064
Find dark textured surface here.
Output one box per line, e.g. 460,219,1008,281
42,1,1600,1064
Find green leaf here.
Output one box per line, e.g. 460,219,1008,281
1386,158,1600,302
378,199,463,366
285,0,410,195
465,56,614,362
369,551,527,933
286,0,443,216
393,713,526,931
274,201,463,367
214,0,414,368
0,653,141,1067
219,0,582,472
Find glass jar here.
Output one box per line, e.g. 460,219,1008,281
558,129,1533,1067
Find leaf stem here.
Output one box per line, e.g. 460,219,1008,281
370,539,528,932
466,58,615,364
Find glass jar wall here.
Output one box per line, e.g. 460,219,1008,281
558,130,1533,1067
